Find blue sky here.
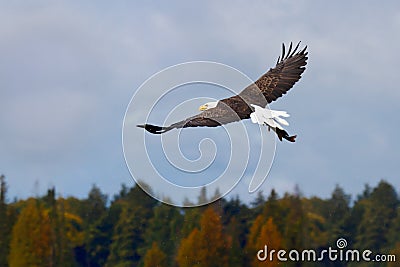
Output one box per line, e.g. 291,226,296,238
1,1,399,203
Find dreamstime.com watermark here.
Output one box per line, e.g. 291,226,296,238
257,238,396,263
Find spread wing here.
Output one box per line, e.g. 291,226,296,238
240,42,308,104
138,42,308,134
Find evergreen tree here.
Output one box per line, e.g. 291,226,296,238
85,206,117,267
143,201,183,266
281,191,308,251
106,184,156,267
250,191,266,216
222,196,252,266
355,180,398,252
326,185,351,242
225,217,245,266
262,189,285,233
84,184,108,226
388,208,400,248
0,175,10,267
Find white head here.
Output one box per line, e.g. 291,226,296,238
199,101,219,111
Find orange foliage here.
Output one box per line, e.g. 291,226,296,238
177,207,230,267
247,215,283,267
144,242,167,267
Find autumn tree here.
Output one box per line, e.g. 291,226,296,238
177,207,230,267
388,242,400,267
9,198,52,267
302,197,328,248
247,215,264,258
143,242,168,267
252,218,283,267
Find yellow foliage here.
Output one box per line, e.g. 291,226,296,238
247,216,283,267
9,198,52,267
176,207,230,267
63,212,84,246
144,242,167,267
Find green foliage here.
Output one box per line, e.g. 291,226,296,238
281,192,309,250
2,179,400,267
106,184,157,267
355,180,398,252
143,202,183,266
0,175,11,267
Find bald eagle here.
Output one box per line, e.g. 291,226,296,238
138,42,308,142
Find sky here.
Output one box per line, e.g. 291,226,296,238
1,1,399,204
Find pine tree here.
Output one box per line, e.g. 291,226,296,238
250,191,266,216
0,175,10,267
262,189,285,233
86,205,118,267
106,184,156,267
355,180,398,252
281,191,308,251
84,184,108,226
143,202,183,266
326,185,351,243
222,196,251,266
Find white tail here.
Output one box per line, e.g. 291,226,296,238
250,104,291,130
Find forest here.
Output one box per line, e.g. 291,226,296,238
0,174,399,267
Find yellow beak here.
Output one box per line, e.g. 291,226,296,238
199,105,207,111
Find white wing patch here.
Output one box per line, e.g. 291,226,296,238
250,104,290,130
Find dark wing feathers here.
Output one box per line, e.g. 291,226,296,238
248,42,308,103
138,42,308,134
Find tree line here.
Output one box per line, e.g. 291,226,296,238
0,174,399,267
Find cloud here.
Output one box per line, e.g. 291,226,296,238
0,1,399,202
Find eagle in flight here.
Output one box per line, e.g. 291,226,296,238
138,42,308,142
